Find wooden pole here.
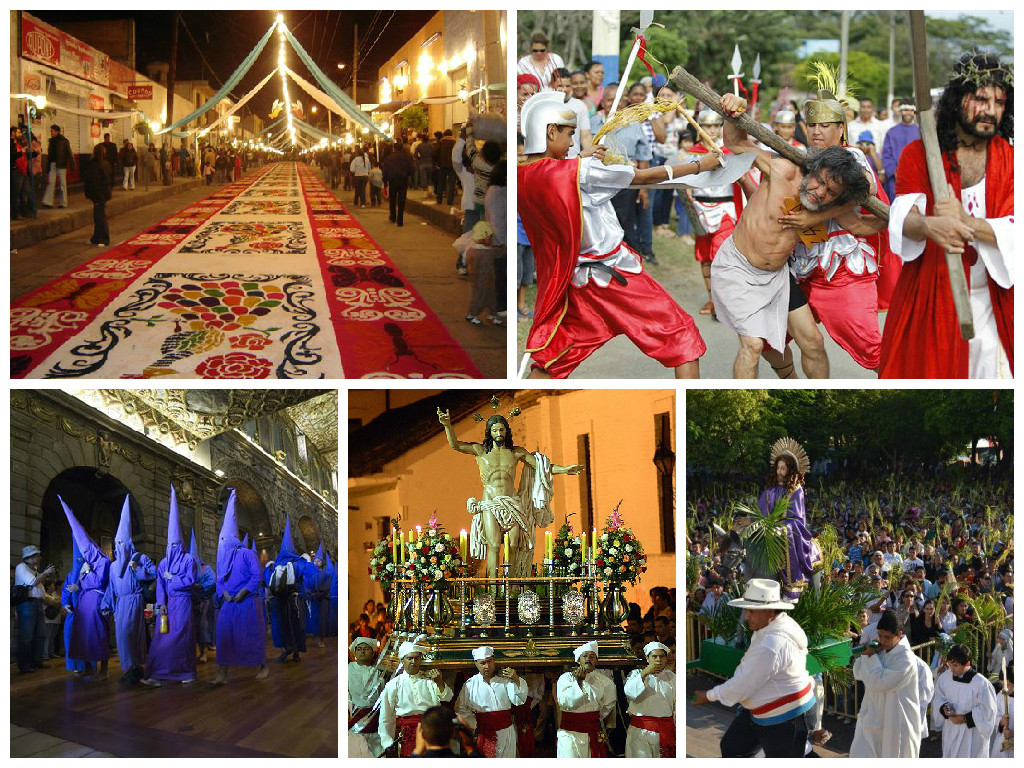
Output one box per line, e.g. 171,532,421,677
352,24,359,104
669,65,890,220
907,10,974,339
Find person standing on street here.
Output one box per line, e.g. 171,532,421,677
350,146,370,208
382,141,415,227
14,545,57,673
41,124,74,208
83,144,112,246
119,139,137,190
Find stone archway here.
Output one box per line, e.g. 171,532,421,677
40,467,143,578
217,478,272,565
296,514,321,554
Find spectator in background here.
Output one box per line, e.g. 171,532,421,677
41,124,75,209
516,73,541,131
11,126,32,220
350,145,371,208
436,129,456,206
570,69,596,117
651,80,684,238
626,81,665,264
454,125,478,275
517,31,564,91
368,157,383,207
554,67,592,157
99,132,119,187
880,100,920,200
119,139,137,190
83,143,113,246
414,132,435,192
847,98,886,149
515,133,535,321
854,130,886,192
382,140,415,227
584,60,605,111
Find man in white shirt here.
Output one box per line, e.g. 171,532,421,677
847,98,887,149
624,641,676,757
517,31,564,91
850,609,923,757
14,545,57,674
379,637,453,757
554,68,592,158
348,637,385,756
693,579,814,757
455,645,527,757
556,641,617,757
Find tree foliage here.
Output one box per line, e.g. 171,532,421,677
686,390,1013,477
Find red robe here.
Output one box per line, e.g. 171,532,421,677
879,137,1014,378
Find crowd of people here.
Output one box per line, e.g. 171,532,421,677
348,584,677,758
12,491,338,688
515,33,1012,379
687,466,1013,758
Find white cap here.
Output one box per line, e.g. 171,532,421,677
399,633,430,659
472,646,495,661
22,545,40,559
644,641,671,657
773,110,797,125
640,76,653,86
573,640,599,661
520,91,578,155
349,637,376,654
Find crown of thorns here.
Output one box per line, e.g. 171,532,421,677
951,51,1014,89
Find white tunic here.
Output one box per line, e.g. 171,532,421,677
555,670,616,757
349,661,386,756
932,668,999,757
576,157,643,288
915,654,935,736
624,668,676,758
850,636,922,757
990,694,1013,757
888,179,1014,378
455,673,527,758
378,671,454,751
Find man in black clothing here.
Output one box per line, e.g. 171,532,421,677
412,705,482,757
436,128,456,205
383,141,415,227
100,132,119,186
42,124,75,208
83,144,112,246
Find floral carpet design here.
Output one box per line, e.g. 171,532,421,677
11,163,481,378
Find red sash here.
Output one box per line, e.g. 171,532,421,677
475,709,514,758
559,710,608,757
395,714,422,758
348,706,379,732
630,714,676,757
511,697,535,758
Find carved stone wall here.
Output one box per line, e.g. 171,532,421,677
10,390,337,572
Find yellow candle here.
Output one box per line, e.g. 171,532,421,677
460,529,468,561
503,533,509,562
546,531,552,560
416,525,422,542
581,534,586,565
392,530,398,562
592,527,597,558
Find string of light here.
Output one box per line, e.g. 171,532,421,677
276,13,297,145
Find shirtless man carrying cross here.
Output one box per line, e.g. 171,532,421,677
711,93,873,378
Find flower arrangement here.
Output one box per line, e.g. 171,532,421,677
595,508,647,586
368,534,397,588
401,518,465,588
550,521,583,577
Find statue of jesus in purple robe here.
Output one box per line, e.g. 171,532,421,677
756,454,818,600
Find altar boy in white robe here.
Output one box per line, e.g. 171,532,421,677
932,643,998,757
624,640,676,757
556,641,616,757
455,645,527,757
850,609,922,757
348,637,385,756
379,637,453,757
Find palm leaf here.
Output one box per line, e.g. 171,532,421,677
735,495,789,578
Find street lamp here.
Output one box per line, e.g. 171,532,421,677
653,439,675,477
337,63,346,70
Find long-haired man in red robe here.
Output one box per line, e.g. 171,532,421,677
517,91,720,378
879,51,1013,379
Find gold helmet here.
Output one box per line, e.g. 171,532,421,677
803,62,857,142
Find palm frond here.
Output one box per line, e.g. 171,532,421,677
735,496,789,578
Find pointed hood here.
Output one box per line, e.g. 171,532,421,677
114,494,137,577
64,536,85,588
217,487,243,579
167,484,185,552
315,542,324,565
274,515,302,567
242,533,250,549
190,529,203,565
59,494,102,561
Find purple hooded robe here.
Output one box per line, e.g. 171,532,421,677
145,485,198,681
60,496,112,661
60,538,87,673
215,488,267,666
109,495,156,670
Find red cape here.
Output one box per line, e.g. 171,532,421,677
879,136,1014,378
517,158,583,354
